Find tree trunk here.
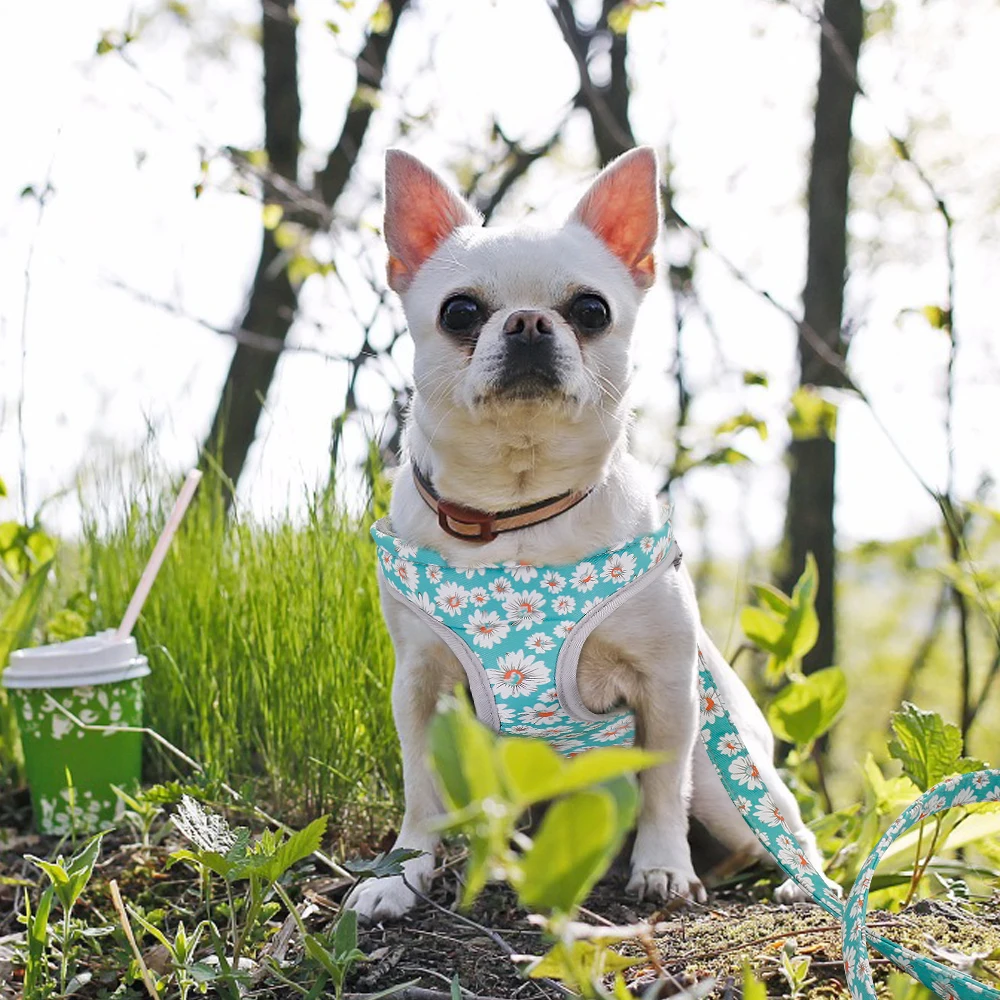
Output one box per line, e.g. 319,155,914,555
203,0,409,498
782,0,863,674
203,0,300,493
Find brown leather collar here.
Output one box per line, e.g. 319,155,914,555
413,465,593,543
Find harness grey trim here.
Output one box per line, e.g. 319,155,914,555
378,563,503,731
554,539,683,722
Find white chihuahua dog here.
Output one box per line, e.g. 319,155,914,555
346,147,824,922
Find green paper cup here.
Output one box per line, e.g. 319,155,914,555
3,631,150,835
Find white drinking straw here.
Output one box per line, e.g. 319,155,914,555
114,469,203,641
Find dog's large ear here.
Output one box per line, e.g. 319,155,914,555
384,150,481,292
570,146,660,289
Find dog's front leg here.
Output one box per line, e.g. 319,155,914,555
345,647,453,922
627,667,707,904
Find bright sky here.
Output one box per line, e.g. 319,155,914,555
1,0,998,558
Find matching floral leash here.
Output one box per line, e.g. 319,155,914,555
697,651,1000,999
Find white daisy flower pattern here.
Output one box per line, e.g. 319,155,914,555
505,561,538,583
435,581,470,616
581,597,604,615
540,571,565,593
553,595,577,616
393,538,418,558
728,755,764,790
570,562,599,592
717,732,745,757
394,558,419,591
521,701,564,726
503,590,546,630
469,586,490,606
486,651,546,698
601,552,636,584
426,564,443,585
406,591,443,621
465,610,510,649
553,621,575,639
754,792,786,827
525,632,555,654
488,577,514,600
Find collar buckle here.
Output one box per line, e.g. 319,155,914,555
435,500,499,542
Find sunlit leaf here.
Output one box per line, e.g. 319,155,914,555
767,667,847,745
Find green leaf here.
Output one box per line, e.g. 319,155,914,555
369,0,393,33
920,305,952,331
518,790,617,913
713,411,769,442
743,371,769,387
750,583,790,616
343,848,424,882
740,606,784,650
741,554,820,679
256,815,328,883
333,908,358,960
788,386,838,441
742,963,767,1000
27,835,101,913
767,667,847,745
887,702,974,793
0,476,6,497
429,693,503,811
0,558,52,670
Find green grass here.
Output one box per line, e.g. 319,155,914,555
81,479,401,834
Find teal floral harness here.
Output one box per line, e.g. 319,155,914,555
371,516,681,756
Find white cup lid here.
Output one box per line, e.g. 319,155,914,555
3,630,150,689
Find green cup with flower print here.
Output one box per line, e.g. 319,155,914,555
3,631,149,835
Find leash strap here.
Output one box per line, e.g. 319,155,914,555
696,651,1000,1000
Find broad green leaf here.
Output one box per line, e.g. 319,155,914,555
0,558,53,670
751,583,790,616
497,737,564,803
888,703,973,793
560,748,662,797
257,814,328,883
767,667,847,745
496,738,660,806
740,606,784,651
518,790,616,913
429,694,503,810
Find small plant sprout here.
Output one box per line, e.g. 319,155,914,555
25,835,102,996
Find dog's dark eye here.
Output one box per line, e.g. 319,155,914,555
569,293,611,333
440,295,484,335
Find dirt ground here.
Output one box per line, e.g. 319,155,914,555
3,789,1000,1000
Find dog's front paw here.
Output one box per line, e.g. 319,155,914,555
626,865,707,905
773,875,842,905
344,875,421,924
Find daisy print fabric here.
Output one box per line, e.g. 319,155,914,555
696,650,1000,1000
371,517,680,757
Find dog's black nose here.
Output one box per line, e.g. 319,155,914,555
503,310,553,345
